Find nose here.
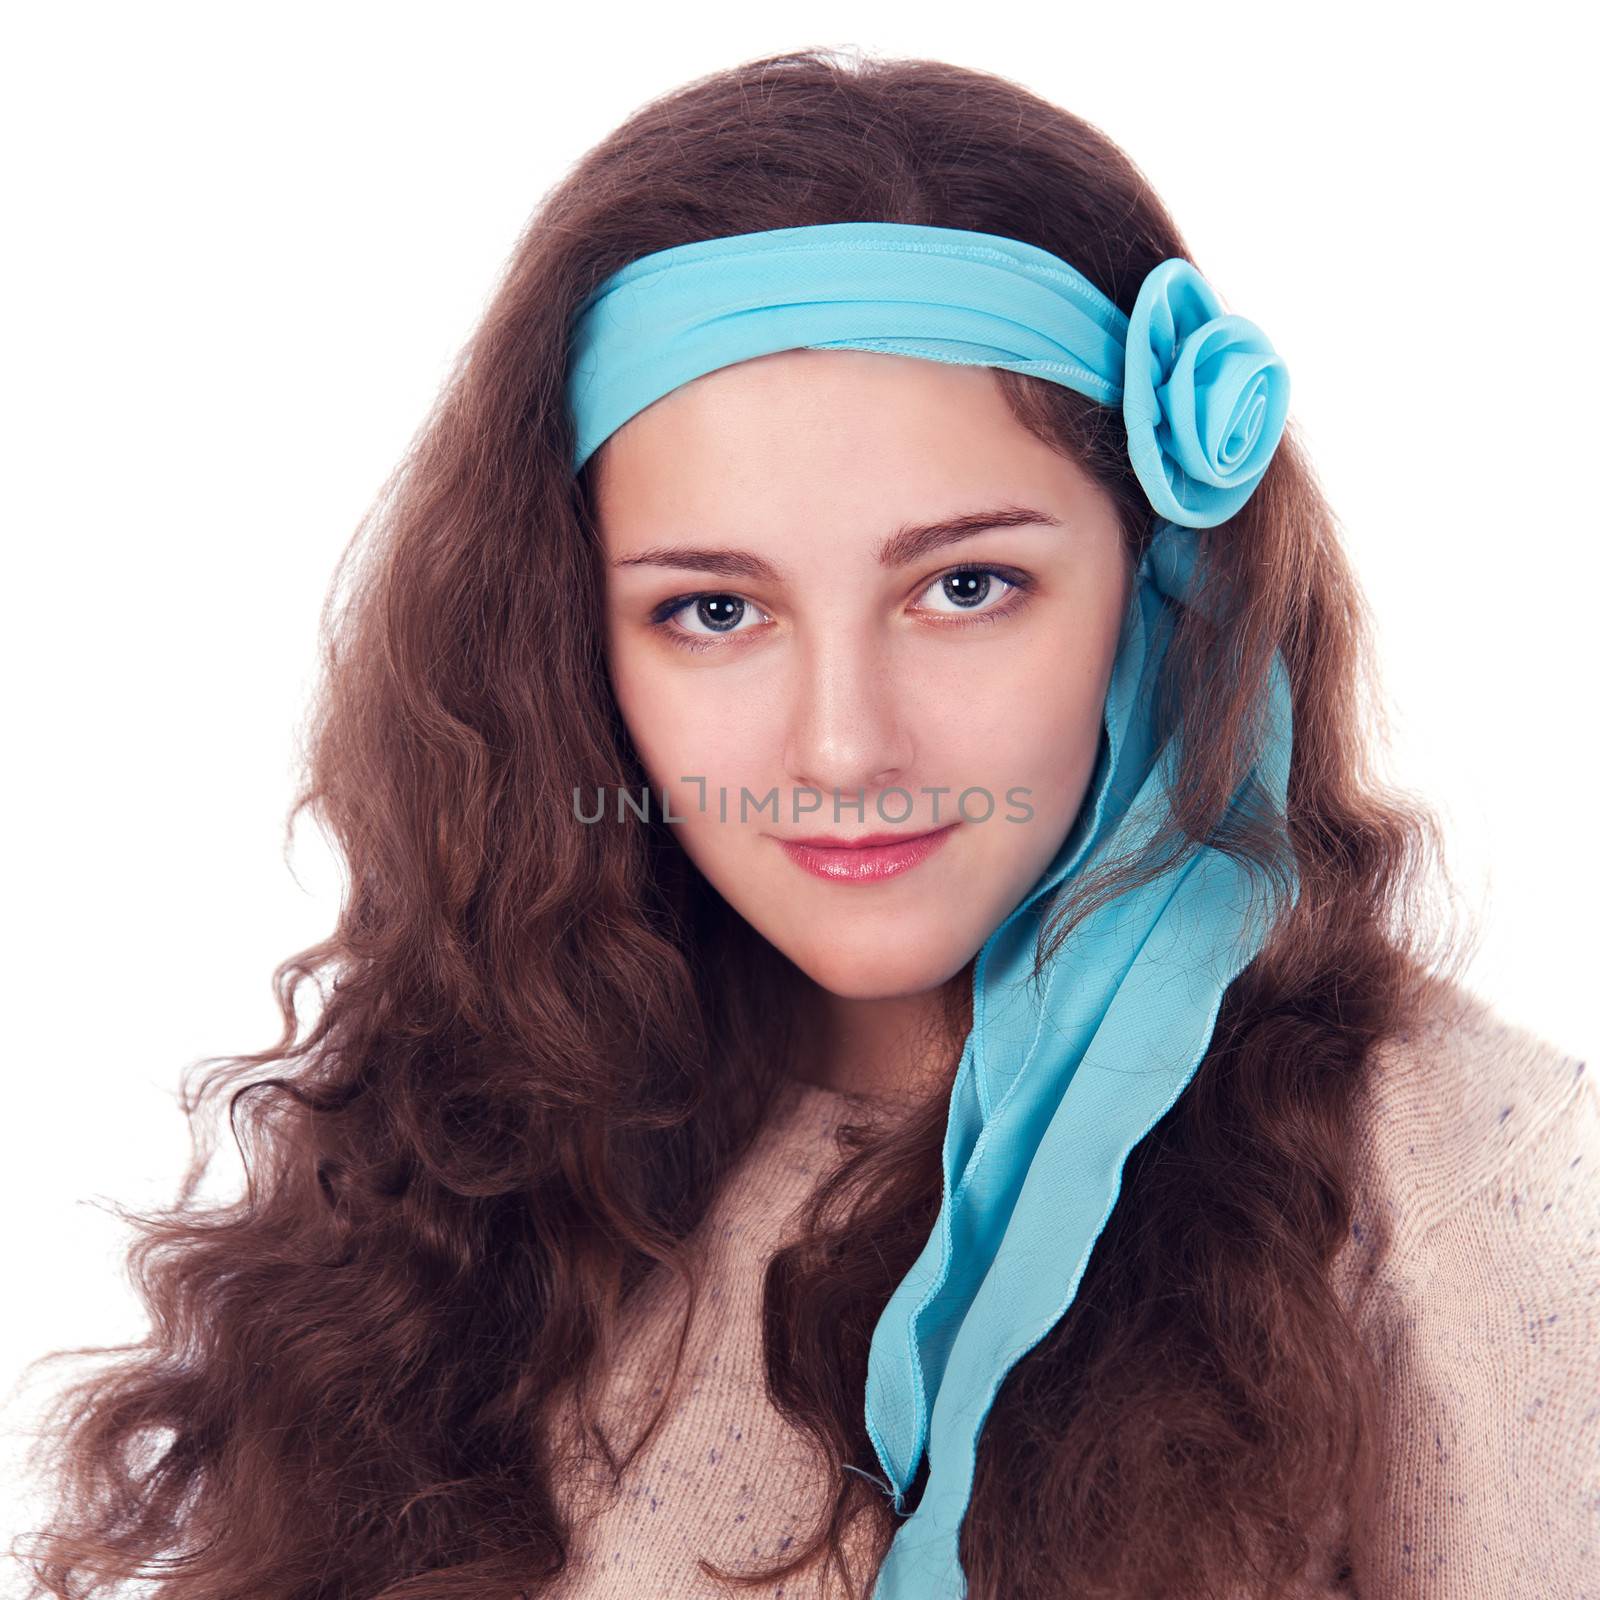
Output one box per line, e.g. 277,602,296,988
783,630,914,804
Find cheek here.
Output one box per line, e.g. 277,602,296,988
910,621,1114,801
1017,639,1109,774
608,649,775,810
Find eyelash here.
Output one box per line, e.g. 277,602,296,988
647,563,1035,655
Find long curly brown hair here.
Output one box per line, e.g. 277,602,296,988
13,45,1481,1600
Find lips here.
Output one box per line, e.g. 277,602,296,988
774,822,958,883
783,830,935,848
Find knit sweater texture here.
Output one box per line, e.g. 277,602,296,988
541,977,1599,1598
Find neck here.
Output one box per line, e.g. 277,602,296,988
787,968,971,1102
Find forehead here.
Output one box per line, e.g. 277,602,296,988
591,349,1052,526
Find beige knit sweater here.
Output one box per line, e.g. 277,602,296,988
542,979,1599,1598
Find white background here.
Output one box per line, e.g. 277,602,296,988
3,1,1592,1567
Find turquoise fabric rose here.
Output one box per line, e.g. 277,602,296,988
1122,257,1290,529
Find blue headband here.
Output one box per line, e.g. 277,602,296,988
565,221,1298,1599
567,220,1289,528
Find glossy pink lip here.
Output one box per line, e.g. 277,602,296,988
774,822,958,883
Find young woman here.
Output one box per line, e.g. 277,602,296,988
18,47,1596,1600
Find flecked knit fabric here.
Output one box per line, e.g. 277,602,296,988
541,977,1599,1598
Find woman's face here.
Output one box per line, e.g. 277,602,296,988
594,349,1133,1006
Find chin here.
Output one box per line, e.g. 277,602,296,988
780,931,974,1003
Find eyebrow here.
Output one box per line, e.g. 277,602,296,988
609,505,1064,582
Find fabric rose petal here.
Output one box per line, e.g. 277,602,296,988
1122,257,1291,529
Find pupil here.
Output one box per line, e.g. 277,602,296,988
944,572,990,607
697,596,744,631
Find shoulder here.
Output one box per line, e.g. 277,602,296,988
1347,972,1593,1243
1333,978,1599,1590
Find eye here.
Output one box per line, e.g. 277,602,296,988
646,563,1034,655
914,564,1032,622
650,592,771,652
